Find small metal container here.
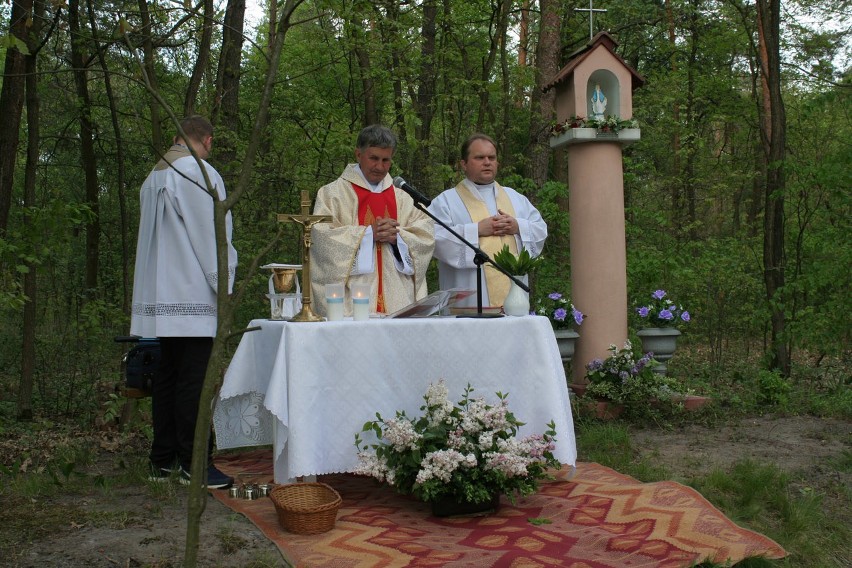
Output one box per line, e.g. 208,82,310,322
244,486,255,500
228,486,240,499
257,483,270,498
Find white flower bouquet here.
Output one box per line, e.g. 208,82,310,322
354,380,559,505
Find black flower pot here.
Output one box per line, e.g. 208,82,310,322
430,492,500,517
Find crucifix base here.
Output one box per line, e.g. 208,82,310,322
289,305,326,323
277,190,332,323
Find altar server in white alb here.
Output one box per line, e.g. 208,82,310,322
130,115,237,489
428,133,547,308
310,125,434,315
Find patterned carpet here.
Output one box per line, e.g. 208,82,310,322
212,450,786,567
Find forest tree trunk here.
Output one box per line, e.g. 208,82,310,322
756,0,789,376
185,0,214,116
19,0,44,421
213,0,246,174
69,0,101,295
409,0,438,191
526,0,560,187
0,0,33,233
137,0,163,154
476,0,511,129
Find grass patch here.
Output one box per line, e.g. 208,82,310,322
574,419,669,481
217,524,251,554
687,460,851,567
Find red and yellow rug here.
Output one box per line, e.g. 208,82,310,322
212,450,786,567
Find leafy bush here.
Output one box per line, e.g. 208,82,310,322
755,370,791,407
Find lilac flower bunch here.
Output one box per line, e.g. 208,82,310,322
585,341,676,404
355,380,559,505
635,289,691,328
535,292,585,331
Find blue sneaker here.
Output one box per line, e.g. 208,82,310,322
179,464,233,489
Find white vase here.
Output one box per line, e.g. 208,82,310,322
502,280,530,317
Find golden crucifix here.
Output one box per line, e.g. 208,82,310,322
277,191,332,322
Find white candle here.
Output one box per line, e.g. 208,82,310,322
353,298,369,321
351,283,371,321
326,283,344,322
326,297,344,321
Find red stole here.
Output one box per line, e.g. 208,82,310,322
352,184,398,313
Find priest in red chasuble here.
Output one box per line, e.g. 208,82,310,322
310,125,435,316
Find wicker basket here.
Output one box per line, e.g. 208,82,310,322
269,482,342,535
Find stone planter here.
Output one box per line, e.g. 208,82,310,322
637,327,682,375
549,127,641,148
431,492,500,517
553,329,580,362
568,382,588,398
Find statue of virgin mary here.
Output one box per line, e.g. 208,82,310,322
591,84,607,120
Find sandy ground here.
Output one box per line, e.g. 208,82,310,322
1,415,849,567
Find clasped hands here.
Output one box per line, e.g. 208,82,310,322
479,209,519,237
372,216,400,244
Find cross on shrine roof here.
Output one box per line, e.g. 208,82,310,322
575,0,608,41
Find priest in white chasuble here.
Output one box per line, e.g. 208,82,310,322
310,125,434,316
428,133,547,308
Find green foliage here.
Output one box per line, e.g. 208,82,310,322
0,32,30,55
551,115,638,133
755,370,792,407
626,235,767,367
0,265,25,311
0,423,96,496
45,459,86,487
493,244,543,276
102,393,154,439
101,393,125,425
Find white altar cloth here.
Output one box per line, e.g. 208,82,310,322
213,315,576,482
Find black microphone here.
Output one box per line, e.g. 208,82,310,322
393,176,432,207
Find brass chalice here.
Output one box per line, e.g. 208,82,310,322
271,268,297,294
263,264,302,320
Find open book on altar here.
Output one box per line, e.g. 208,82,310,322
386,289,476,318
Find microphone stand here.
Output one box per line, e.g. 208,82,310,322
409,198,529,318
